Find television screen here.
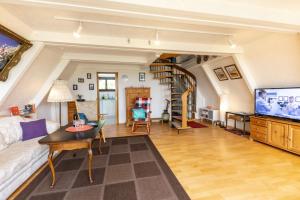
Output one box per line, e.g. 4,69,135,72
255,88,300,120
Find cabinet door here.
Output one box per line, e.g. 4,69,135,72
268,122,288,149
288,125,300,154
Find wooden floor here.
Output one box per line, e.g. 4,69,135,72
104,123,300,200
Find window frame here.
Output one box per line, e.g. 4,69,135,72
98,77,116,91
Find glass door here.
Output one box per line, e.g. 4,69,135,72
97,73,118,125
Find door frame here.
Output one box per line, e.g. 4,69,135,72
96,72,119,125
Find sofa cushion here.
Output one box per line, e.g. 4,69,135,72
0,124,20,145
0,133,7,151
0,136,48,186
20,119,48,141
46,120,60,134
0,116,26,144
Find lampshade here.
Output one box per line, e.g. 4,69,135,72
47,80,74,103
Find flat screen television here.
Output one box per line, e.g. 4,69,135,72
255,87,300,121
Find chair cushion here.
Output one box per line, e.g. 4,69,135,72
78,113,89,123
20,119,48,141
133,108,146,119
135,97,151,113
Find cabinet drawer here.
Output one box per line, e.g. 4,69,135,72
251,118,267,127
251,130,267,142
251,125,267,134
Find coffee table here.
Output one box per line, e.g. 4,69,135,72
39,125,99,188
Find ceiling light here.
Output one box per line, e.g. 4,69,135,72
154,30,160,45
73,21,82,38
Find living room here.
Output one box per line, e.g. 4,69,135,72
1,1,300,200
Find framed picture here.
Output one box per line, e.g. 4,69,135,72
73,84,78,90
139,72,145,82
224,64,242,80
0,24,32,81
87,73,91,79
295,96,300,102
78,78,84,83
278,96,284,101
213,68,228,81
89,83,94,90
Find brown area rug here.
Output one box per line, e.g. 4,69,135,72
16,136,190,200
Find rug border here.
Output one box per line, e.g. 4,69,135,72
144,135,191,200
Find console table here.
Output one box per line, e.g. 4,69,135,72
225,111,254,135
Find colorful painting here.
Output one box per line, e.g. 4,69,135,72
0,34,21,70
0,24,32,81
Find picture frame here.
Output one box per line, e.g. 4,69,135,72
89,83,94,90
73,84,78,90
139,72,145,82
78,78,84,83
224,64,242,80
0,24,32,81
295,96,300,102
213,67,228,81
87,73,91,79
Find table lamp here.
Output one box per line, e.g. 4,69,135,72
47,80,74,126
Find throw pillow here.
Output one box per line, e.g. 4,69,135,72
20,119,48,141
0,124,20,145
0,133,8,151
132,108,146,119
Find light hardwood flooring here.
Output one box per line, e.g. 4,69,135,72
104,123,300,200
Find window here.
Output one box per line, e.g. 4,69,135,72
98,77,115,91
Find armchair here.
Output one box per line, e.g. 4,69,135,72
131,97,151,134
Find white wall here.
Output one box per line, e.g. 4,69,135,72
0,46,63,112
205,57,253,125
188,65,220,118
242,33,300,88
64,63,169,124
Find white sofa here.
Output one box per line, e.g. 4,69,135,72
0,116,59,200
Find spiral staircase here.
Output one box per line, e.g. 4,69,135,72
150,54,197,133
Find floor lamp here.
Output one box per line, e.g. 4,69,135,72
47,80,74,126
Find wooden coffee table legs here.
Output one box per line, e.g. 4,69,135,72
88,142,93,183
48,148,55,188
47,140,94,188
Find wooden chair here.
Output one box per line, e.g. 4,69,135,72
75,101,105,126
131,97,151,134
96,119,106,154
75,101,106,153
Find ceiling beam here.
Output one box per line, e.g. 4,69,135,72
54,16,234,37
32,59,70,107
62,53,148,65
31,31,243,55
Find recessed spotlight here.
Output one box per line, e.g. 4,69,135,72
73,21,82,39
154,30,160,46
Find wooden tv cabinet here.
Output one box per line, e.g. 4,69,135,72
250,116,300,155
